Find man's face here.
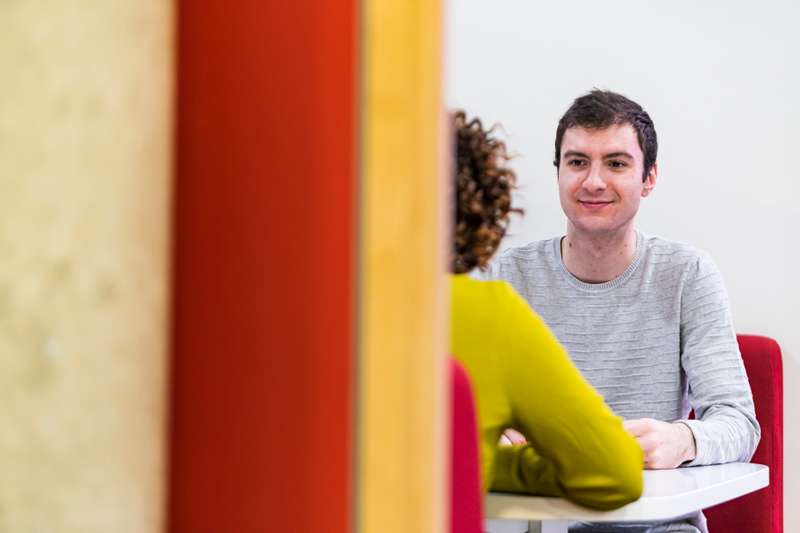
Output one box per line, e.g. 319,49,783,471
557,124,656,237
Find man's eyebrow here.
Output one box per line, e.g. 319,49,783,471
603,151,634,160
562,150,589,159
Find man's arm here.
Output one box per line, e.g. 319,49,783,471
676,252,760,465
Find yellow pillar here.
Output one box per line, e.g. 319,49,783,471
358,0,448,532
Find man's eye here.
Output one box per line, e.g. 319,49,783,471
609,160,627,169
568,159,586,167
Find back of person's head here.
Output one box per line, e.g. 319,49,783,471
451,110,521,274
553,89,658,180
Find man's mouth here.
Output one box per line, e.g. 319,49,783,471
578,200,613,209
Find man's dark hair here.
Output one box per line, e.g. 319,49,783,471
553,89,657,181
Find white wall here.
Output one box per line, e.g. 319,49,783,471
446,0,799,528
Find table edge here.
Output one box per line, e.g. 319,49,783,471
485,463,769,522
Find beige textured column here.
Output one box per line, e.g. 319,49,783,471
0,3,172,532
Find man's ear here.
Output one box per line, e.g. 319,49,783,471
642,162,657,197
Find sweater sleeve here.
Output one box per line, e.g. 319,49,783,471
490,285,643,510
678,254,760,465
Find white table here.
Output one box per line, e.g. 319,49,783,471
485,462,768,533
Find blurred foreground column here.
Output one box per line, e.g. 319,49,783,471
170,0,446,532
358,0,448,532
168,1,357,532
0,3,173,533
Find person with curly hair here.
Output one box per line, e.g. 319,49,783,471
449,110,643,511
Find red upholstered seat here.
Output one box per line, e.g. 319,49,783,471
704,334,784,532
450,358,483,533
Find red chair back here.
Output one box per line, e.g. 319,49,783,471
450,358,483,533
704,334,783,532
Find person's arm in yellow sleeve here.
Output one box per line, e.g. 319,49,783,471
490,285,643,510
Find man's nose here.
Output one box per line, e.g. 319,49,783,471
582,165,607,191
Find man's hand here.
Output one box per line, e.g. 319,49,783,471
623,418,697,469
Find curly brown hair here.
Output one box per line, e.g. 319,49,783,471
451,110,522,274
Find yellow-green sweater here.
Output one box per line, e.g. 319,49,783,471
450,274,643,510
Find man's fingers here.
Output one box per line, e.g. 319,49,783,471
623,417,658,437
637,434,660,453
625,418,686,470
644,453,672,470
623,419,646,436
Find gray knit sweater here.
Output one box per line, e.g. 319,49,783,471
479,231,759,463
478,232,760,532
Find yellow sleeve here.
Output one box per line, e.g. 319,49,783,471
490,286,643,510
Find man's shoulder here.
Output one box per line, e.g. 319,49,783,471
497,237,557,263
483,237,559,279
640,233,716,273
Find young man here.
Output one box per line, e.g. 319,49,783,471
481,90,759,533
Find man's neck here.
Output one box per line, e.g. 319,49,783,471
561,224,638,283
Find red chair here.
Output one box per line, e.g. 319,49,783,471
450,358,483,533
705,334,784,532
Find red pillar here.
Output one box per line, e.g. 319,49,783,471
168,2,357,532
